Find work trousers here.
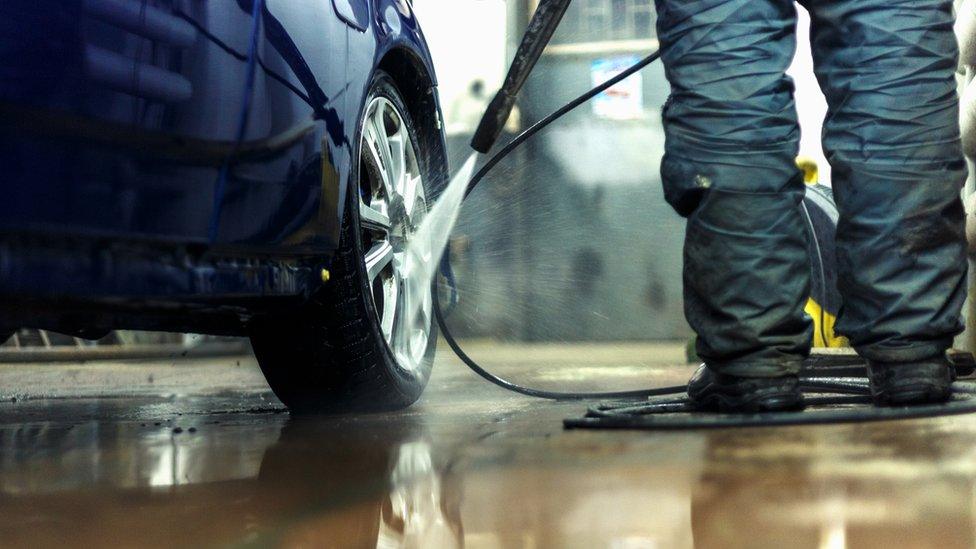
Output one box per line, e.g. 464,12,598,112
655,0,967,376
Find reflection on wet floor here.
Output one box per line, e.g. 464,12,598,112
0,344,975,547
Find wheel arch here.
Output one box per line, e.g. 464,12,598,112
376,47,450,194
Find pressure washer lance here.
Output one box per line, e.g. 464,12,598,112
434,0,976,418
470,0,572,154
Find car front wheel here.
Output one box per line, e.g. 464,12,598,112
249,71,437,413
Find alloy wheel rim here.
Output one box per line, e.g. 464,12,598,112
358,96,432,373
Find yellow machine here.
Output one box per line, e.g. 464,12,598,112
796,156,848,348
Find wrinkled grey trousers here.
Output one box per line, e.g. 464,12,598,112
655,0,968,376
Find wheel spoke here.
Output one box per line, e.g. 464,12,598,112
363,123,390,185
365,241,394,283
415,286,432,336
396,273,414,349
387,131,407,194
359,199,392,233
380,270,400,342
403,174,423,217
369,109,398,195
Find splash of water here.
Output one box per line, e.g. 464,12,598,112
403,153,478,328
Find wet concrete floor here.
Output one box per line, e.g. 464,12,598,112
0,342,974,548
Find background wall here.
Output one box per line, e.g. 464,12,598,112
413,0,509,141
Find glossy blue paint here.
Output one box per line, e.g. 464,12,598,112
332,0,370,31
0,0,445,335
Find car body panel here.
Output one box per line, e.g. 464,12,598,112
333,0,370,31
0,0,445,335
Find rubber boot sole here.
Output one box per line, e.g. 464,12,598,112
868,360,952,407
691,377,805,413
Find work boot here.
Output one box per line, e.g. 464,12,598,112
686,364,805,413
866,357,953,406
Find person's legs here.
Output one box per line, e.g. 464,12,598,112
655,0,813,409
807,0,967,404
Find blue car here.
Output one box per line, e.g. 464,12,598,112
0,0,449,412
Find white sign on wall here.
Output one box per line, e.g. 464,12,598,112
591,56,644,120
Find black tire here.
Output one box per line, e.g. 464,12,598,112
249,71,438,413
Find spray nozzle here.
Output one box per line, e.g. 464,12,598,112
469,0,572,153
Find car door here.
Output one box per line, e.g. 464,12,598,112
203,0,351,255
0,0,349,258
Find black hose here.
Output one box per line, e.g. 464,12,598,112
464,50,661,199
434,288,688,400
567,393,976,430
434,49,701,401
